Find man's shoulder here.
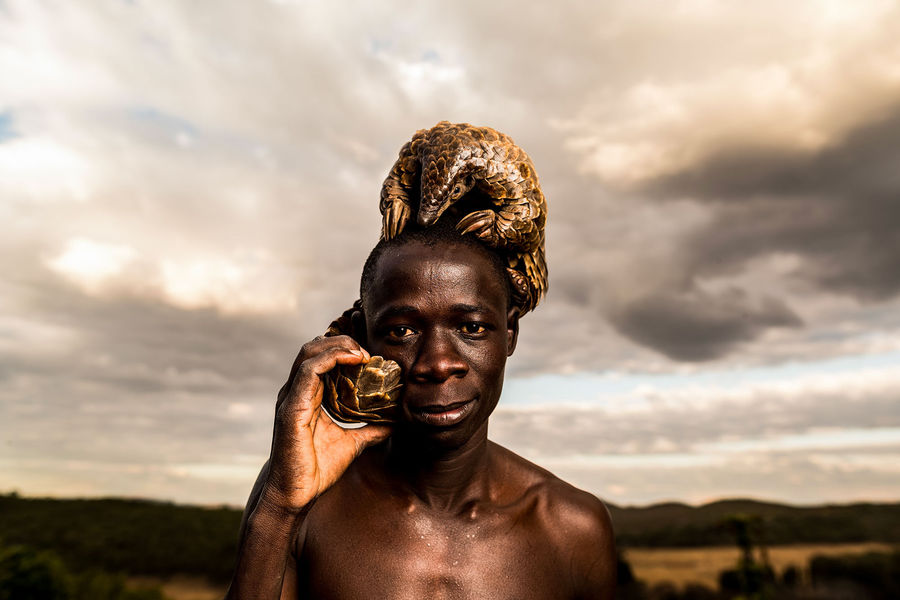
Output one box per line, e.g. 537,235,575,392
488,441,614,542
489,441,617,594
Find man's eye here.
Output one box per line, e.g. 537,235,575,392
387,326,415,339
460,323,486,335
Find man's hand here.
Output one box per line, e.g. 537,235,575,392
260,335,392,515
227,335,390,600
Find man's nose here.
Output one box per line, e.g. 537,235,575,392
408,329,468,383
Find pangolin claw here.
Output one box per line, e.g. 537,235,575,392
457,210,499,246
384,200,411,240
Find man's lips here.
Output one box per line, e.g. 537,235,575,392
407,396,477,427
415,399,471,413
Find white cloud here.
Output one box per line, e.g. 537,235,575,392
44,238,298,314
158,252,299,314
47,238,137,292
0,137,93,202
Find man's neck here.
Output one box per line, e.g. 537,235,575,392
381,425,494,514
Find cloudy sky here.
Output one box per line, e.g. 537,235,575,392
2,0,899,507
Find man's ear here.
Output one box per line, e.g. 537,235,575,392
506,305,520,357
351,304,368,348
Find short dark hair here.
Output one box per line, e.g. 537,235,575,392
359,220,512,305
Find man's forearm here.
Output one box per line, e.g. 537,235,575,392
225,501,307,600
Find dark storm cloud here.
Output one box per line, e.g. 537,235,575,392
585,103,900,360
609,285,802,362
648,104,900,302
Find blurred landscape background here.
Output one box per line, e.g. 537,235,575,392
2,1,899,598
1,493,898,598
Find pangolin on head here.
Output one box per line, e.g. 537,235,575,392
380,121,548,314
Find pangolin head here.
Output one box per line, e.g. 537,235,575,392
416,157,475,227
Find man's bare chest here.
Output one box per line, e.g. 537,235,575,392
296,504,569,599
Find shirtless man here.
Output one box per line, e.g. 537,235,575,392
226,224,616,599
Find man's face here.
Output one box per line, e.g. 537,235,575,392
362,241,518,447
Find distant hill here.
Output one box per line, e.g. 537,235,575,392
608,498,900,547
0,494,241,583
1,493,898,582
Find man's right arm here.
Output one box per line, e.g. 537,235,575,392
224,336,391,600
225,460,303,600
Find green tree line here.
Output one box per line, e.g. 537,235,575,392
0,494,240,583
610,499,900,547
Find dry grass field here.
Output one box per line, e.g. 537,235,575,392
129,575,227,600
624,542,895,589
